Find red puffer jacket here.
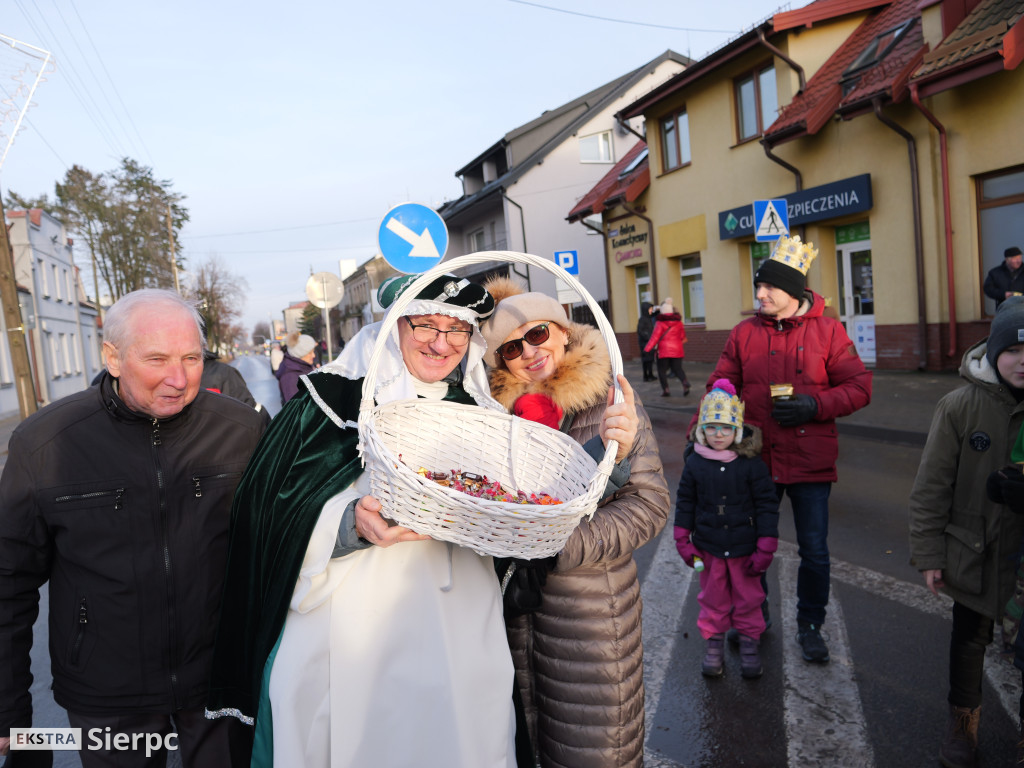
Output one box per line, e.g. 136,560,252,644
709,292,872,484
644,313,686,358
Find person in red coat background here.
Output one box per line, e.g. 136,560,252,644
644,297,691,397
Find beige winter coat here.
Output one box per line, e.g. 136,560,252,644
488,312,670,768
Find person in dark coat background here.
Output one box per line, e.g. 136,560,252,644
275,332,317,405
637,301,657,382
201,350,271,426
984,246,1024,309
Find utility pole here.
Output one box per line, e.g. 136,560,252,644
167,204,180,295
0,196,39,419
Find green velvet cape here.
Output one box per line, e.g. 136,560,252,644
206,370,476,722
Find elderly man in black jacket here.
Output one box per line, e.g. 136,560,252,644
0,289,266,767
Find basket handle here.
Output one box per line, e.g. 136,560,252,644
360,251,624,409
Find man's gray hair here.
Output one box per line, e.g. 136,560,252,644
104,289,206,350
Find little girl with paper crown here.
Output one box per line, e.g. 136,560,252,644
674,379,780,678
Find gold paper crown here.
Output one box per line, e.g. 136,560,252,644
698,388,744,432
769,235,817,276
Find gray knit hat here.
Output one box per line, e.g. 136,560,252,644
987,295,1024,367
480,292,569,367
288,333,317,359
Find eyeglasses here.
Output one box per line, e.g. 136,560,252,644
498,324,551,361
703,425,735,435
404,317,472,347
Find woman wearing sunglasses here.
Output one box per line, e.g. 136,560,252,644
481,277,669,768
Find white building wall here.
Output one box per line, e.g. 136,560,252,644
7,210,100,409
503,58,685,308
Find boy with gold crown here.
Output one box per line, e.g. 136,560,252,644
705,234,872,665
675,379,779,678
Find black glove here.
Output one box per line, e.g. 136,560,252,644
987,465,1024,514
771,394,817,427
495,557,556,617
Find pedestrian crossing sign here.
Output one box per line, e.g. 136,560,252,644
754,199,789,242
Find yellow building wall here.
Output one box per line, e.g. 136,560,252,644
918,67,1024,322
635,35,1024,338
777,16,867,101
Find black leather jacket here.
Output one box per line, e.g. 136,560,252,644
0,373,265,728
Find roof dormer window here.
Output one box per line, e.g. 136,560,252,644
618,148,649,179
841,19,916,94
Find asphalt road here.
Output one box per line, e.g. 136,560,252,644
19,356,1023,767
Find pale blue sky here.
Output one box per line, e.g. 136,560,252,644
0,0,787,332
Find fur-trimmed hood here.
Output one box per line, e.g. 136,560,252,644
483,276,611,415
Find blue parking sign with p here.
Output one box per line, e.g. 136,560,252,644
555,250,579,275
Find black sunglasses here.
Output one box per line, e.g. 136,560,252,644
498,323,551,361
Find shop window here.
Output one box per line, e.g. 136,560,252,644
579,131,613,163
660,109,690,172
978,166,1024,316
736,65,777,141
679,254,704,323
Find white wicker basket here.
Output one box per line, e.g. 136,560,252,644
357,251,624,559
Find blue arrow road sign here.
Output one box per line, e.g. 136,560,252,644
554,250,579,275
753,199,789,242
377,203,449,273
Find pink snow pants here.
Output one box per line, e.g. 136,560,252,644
696,555,767,639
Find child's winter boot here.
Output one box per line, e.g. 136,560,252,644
702,634,725,677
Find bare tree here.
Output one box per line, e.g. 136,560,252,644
187,255,248,355
252,321,271,345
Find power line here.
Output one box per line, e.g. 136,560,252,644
68,0,154,166
51,0,144,161
16,0,128,158
184,217,380,239
505,0,738,33
184,245,376,255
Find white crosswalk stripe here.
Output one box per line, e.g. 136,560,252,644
641,524,693,768
779,547,874,767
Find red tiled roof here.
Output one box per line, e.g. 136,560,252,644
567,141,649,222
766,0,923,143
775,0,893,30
913,0,1024,81
5,209,43,227
840,11,926,107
